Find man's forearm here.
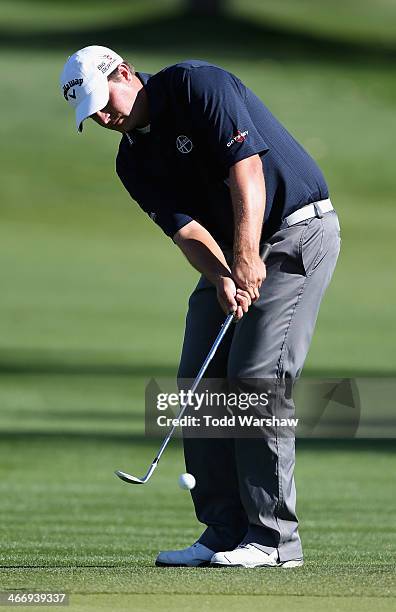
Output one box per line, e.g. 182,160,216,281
228,155,267,299
173,221,254,319
173,220,231,285
229,155,266,258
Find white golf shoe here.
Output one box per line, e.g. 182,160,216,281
155,542,215,567
210,544,303,568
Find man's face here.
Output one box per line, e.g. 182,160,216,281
91,67,138,133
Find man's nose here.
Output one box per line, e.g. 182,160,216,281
95,110,111,125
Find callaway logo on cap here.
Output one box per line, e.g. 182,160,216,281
60,45,123,132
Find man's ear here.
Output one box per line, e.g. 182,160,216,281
118,63,131,81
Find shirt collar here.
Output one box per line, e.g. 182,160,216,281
136,71,152,87
136,70,168,127
123,71,165,144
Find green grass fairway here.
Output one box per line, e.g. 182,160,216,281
1,1,396,610
0,435,395,612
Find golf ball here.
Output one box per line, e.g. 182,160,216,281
178,473,196,490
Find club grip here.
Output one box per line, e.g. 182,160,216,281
260,242,272,262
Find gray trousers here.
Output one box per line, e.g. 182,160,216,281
177,210,341,561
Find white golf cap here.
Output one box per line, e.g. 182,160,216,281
60,45,124,132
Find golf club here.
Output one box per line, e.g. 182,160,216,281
115,242,272,485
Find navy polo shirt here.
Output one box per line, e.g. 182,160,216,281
116,60,329,247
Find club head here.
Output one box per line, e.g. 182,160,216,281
115,458,158,486
114,470,147,484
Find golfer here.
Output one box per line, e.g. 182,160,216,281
60,46,340,568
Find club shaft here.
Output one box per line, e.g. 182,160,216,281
154,242,272,465
121,242,272,483
155,312,234,463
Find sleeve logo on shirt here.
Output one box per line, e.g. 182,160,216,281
227,129,249,148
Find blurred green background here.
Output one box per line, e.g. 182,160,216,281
1,2,395,611
1,0,396,374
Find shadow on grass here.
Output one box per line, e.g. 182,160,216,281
1,11,395,66
0,350,176,378
0,431,171,444
0,432,394,451
0,349,395,379
0,408,146,422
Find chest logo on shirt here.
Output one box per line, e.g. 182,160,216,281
227,129,249,148
176,135,194,154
